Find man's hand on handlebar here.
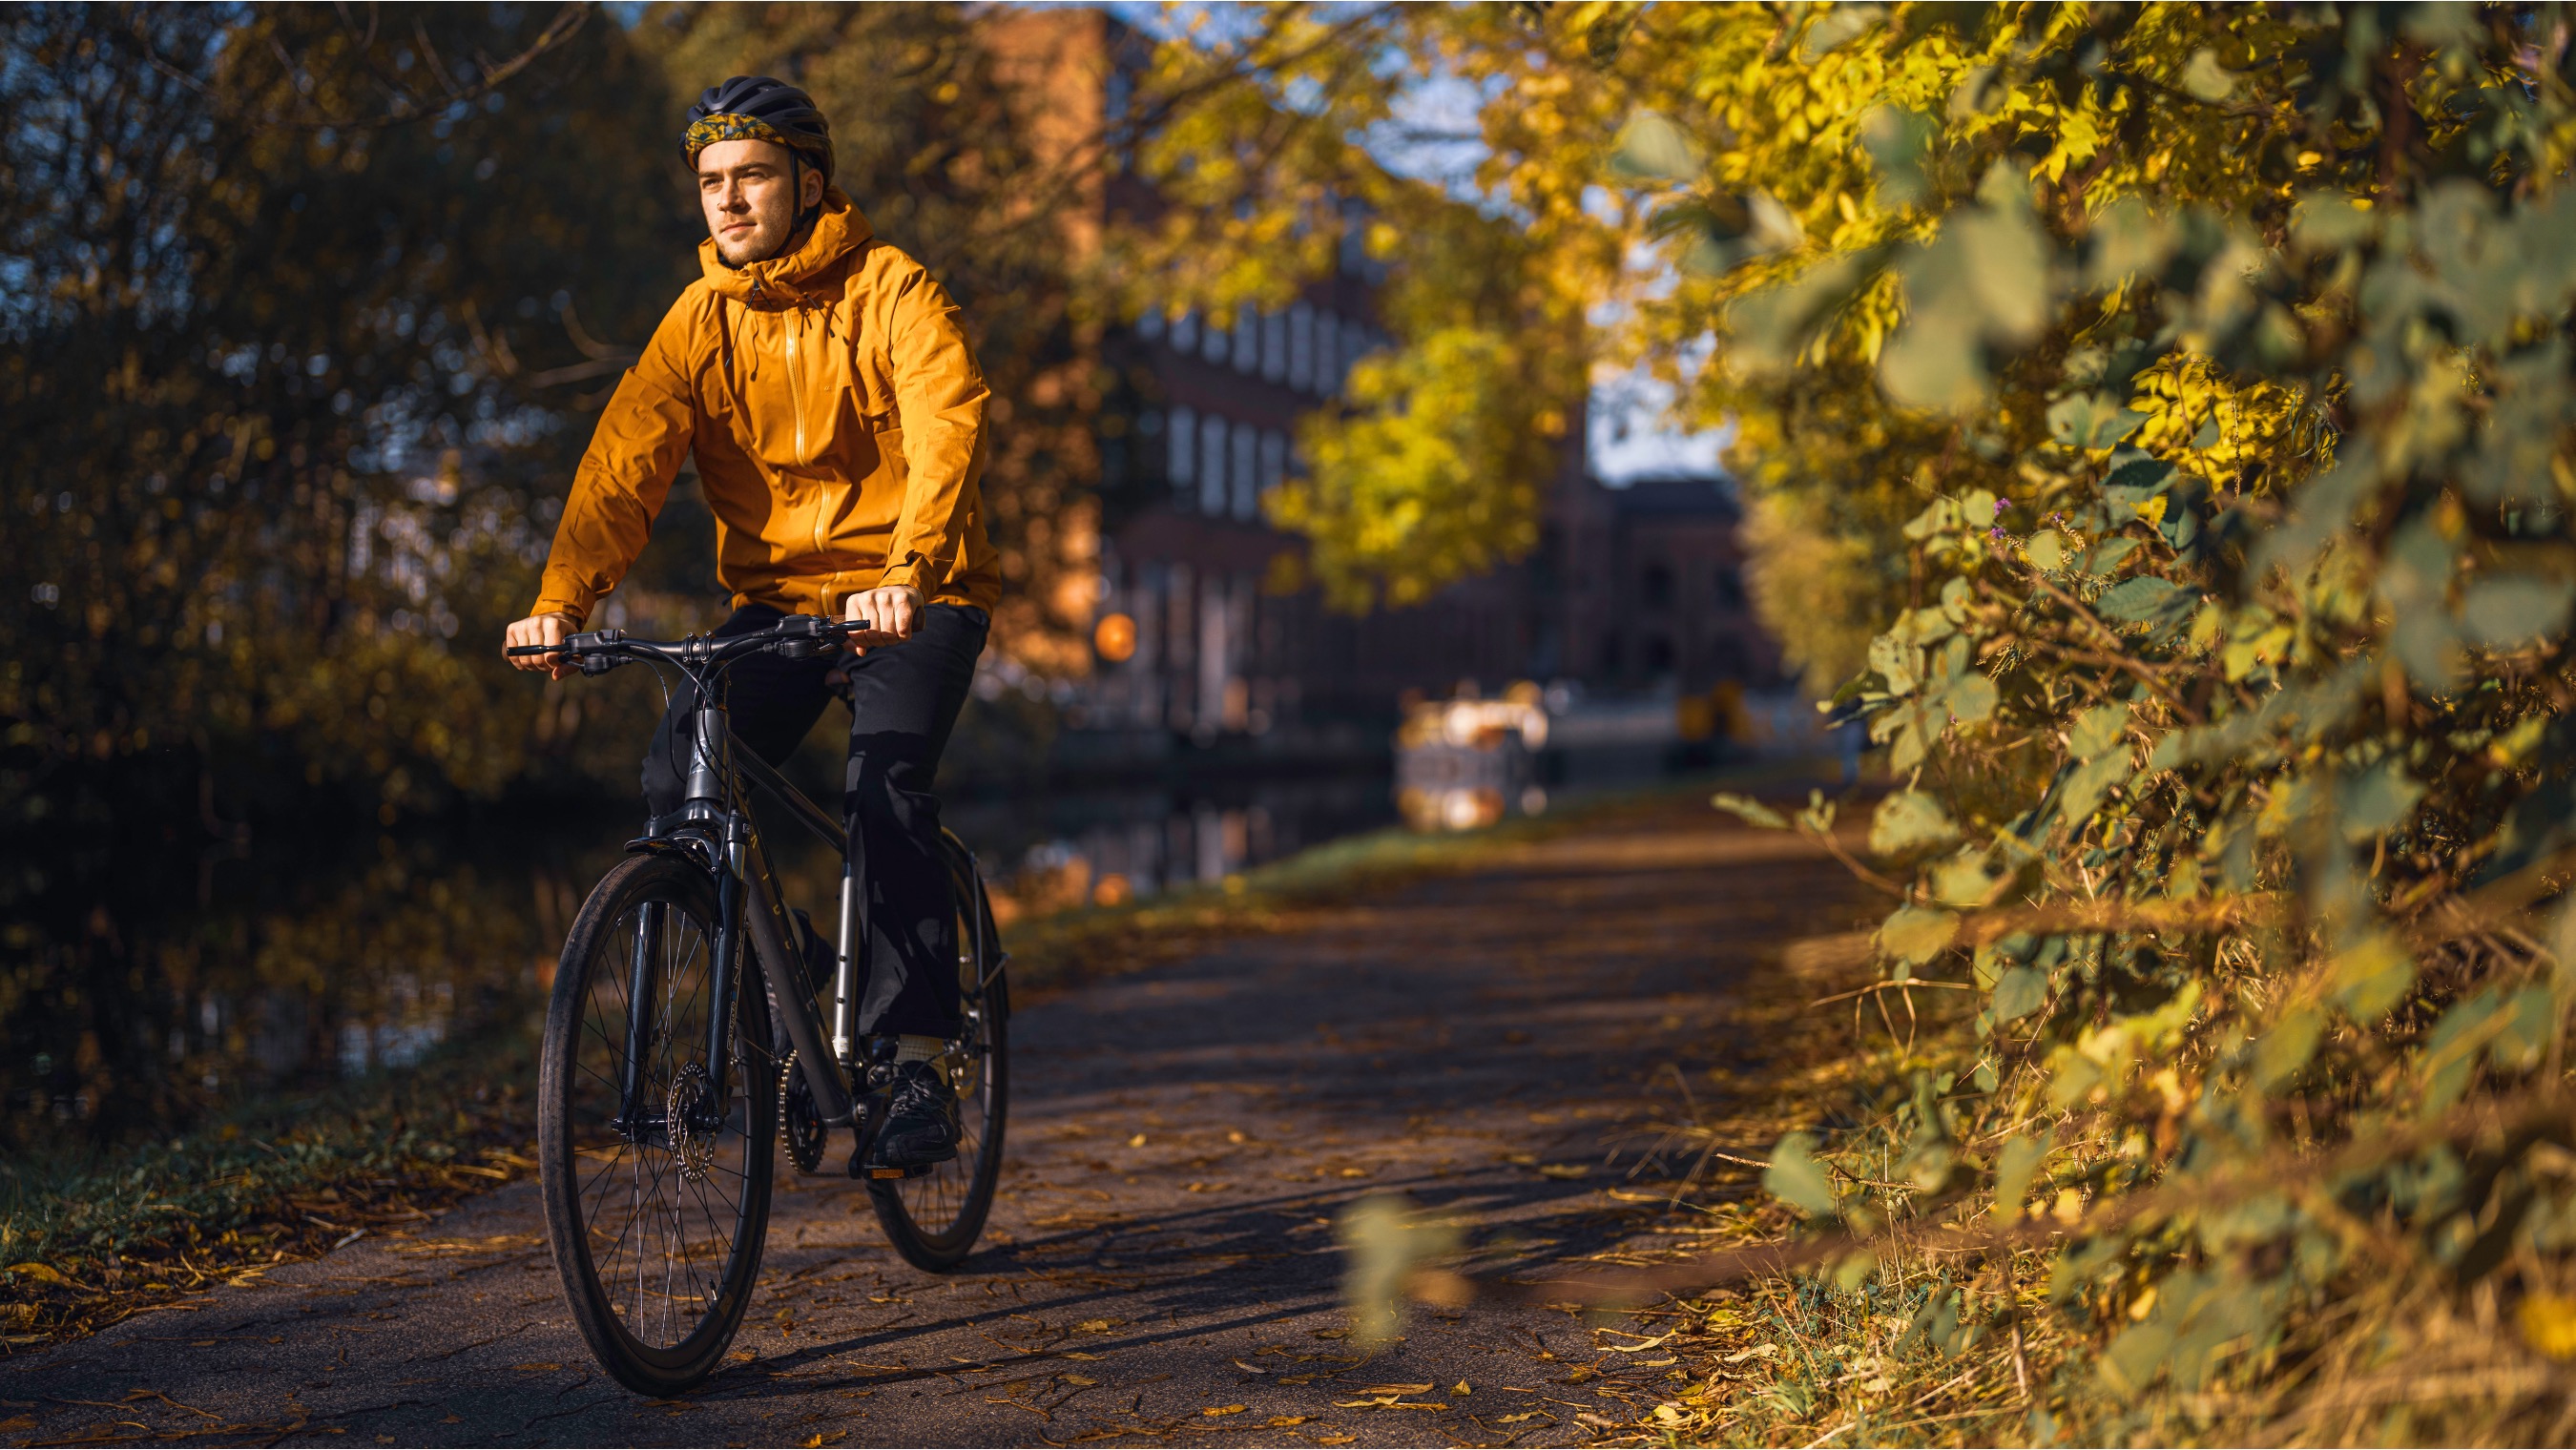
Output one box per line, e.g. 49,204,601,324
504,611,582,680
843,584,923,652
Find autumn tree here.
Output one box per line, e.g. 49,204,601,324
1147,3,2576,1437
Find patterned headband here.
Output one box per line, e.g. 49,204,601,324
683,114,833,172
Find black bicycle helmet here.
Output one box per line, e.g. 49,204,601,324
684,74,835,181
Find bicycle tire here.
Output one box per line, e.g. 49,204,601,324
538,852,777,1395
867,840,1008,1272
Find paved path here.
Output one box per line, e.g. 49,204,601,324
4,798,1866,1446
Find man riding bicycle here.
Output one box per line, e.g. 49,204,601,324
503,76,994,1171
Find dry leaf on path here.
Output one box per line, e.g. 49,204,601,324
1265,1416,1310,1427
1202,1404,1247,1417
509,1362,561,1373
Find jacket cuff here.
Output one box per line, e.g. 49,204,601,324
876,560,941,595
530,583,592,626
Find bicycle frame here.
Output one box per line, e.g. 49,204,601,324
628,686,862,1132
514,615,1002,1158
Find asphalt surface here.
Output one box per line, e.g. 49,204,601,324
3,798,1866,1447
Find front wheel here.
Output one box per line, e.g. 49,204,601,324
868,839,1008,1272
538,852,776,1396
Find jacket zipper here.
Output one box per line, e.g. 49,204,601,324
786,309,833,594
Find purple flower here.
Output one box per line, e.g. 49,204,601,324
1989,525,2006,539
1993,497,2012,516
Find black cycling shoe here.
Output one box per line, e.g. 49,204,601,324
867,1061,960,1170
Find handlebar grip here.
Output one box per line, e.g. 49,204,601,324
506,644,567,656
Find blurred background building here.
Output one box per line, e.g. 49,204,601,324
961,8,1804,899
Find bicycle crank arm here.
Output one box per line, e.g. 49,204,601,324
742,879,857,1126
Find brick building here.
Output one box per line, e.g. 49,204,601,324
980,9,1777,769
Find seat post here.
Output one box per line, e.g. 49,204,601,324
832,750,866,1066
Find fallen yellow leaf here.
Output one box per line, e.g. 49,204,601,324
1536,1163,1587,1179
1076,1318,1120,1334
8,1262,68,1287
510,1362,562,1373
1451,1380,1471,1396
1061,1375,1097,1387
0,1416,34,1432
1128,1133,1148,1148
2521,1292,2576,1360
1497,1411,1549,1425
1203,1404,1246,1417
1313,1437,1357,1446
1265,1416,1310,1428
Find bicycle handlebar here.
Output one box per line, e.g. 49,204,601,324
507,614,873,674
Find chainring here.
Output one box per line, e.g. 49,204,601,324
779,1050,827,1174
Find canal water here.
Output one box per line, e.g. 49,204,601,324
0,767,1396,1153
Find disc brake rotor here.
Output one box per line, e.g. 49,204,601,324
666,1064,717,1185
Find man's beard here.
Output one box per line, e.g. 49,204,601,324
717,217,788,267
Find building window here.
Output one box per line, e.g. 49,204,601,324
1258,429,1286,499
1314,311,1339,396
1288,301,1314,390
1339,319,1367,393
1172,309,1198,353
1261,309,1287,383
1642,563,1673,610
1234,301,1259,374
1136,305,1164,342
1714,565,1745,609
1168,405,1196,505
1199,412,1229,516
1231,425,1258,520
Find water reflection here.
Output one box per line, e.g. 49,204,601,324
0,772,1392,1150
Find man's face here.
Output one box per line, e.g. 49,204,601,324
696,137,823,266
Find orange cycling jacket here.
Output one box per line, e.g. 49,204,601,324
531,189,1000,625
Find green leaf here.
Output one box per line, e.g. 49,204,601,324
2491,987,2555,1074
2181,48,2237,101
1880,905,1960,964
1710,791,1788,829
1797,3,1885,61
2290,190,2379,254
1608,110,1702,182
1992,966,2047,1022
2085,536,2140,577
2068,703,2131,760
1992,1132,2051,1222
1933,850,2007,906
2095,576,2192,626
2331,933,2417,1021
2337,759,2424,842
2254,1005,2323,1090
1762,1131,1839,1216
2046,392,2147,449
2051,751,2132,830
1870,790,1961,857
2025,528,2068,571
1948,672,1999,724
2462,574,2575,648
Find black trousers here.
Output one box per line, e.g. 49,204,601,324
642,602,988,1038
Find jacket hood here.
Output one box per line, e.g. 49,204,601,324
699,187,873,305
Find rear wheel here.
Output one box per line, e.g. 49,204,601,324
538,852,776,1395
868,840,1008,1272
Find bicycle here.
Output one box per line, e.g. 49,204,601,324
509,614,1009,1396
